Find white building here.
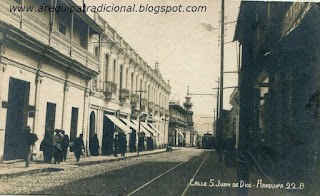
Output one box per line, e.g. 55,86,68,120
0,0,170,161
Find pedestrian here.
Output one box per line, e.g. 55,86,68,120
113,135,119,157
40,134,53,163
74,134,85,162
89,134,100,156
61,130,70,161
24,126,38,167
53,129,63,164
118,133,127,157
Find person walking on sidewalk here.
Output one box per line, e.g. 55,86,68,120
74,134,85,162
113,135,119,157
89,134,100,156
61,130,70,162
25,126,38,167
53,129,63,164
40,133,53,163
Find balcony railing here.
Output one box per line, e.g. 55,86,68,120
120,88,130,102
160,107,165,116
0,0,99,73
154,105,160,114
165,109,170,117
104,81,117,99
130,94,139,108
148,102,154,113
141,98,148,111
188,122,194,126
170,117,187,127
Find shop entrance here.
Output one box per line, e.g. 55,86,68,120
3,78,30,160
102,114,114,155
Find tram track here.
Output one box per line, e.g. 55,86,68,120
127,151,211,196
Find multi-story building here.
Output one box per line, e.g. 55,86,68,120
88,13,171,155
0,0,170,161
168,92,194,147
234,1,320,194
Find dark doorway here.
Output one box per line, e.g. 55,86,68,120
102,115,114,155
4,78,30,160
89,111,95,141
70,107,79,142
45,102,56,140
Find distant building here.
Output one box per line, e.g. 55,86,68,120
168,91,194,147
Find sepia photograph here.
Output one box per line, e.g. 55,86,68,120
0,0,319,195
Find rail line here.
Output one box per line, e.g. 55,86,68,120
127,151,210,196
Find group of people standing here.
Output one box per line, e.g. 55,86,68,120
113,133,127,157
40,129,85,163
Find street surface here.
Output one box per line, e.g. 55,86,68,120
0,148,301,196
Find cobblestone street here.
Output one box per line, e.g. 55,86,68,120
0,149,198,195
0,148,304,196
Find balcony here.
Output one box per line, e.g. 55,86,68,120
165,109,170,118
169,117,187,127
154,105,160,115
188,122,194,126
104,81,117,99
148,102,154,113
141,98,148,111
119,88,130,102
160,107,165,116
130,94,139,108
0,0,100,77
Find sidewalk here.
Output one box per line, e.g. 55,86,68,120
0,148,178,179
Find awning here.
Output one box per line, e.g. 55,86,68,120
175,128,185,139
131,120,151,137
105,114,131,134
141,122,157,136
148,123,163,135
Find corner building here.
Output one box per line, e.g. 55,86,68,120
0,0,170,161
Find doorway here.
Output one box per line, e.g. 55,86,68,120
102,114,114,155
4,78,30,160
89,111,96,142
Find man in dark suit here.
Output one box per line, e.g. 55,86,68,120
61,130,69,162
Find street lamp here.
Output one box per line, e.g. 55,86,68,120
136,89,146,156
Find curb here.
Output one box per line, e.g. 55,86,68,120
0,167,64,179
0,149,179,179
77,148,178,166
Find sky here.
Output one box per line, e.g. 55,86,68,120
77,0,241,135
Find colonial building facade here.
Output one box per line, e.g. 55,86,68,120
168,92,194,147
234,2,320,194
88,13,171,155
0,0,170,161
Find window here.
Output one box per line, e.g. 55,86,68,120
70,107,79,142
105,54,109,82
94,46,99,57
58,22,67,35
113,60,116,83
131,73,134,94
126,68,128,89
120,64,123,89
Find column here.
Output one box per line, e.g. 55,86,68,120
61,75,69,130
32,71,43,135
82,87,90,156
0,61,6,131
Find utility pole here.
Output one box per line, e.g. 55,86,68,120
220,0,225,114
216,78,220,131
136,89,146,156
